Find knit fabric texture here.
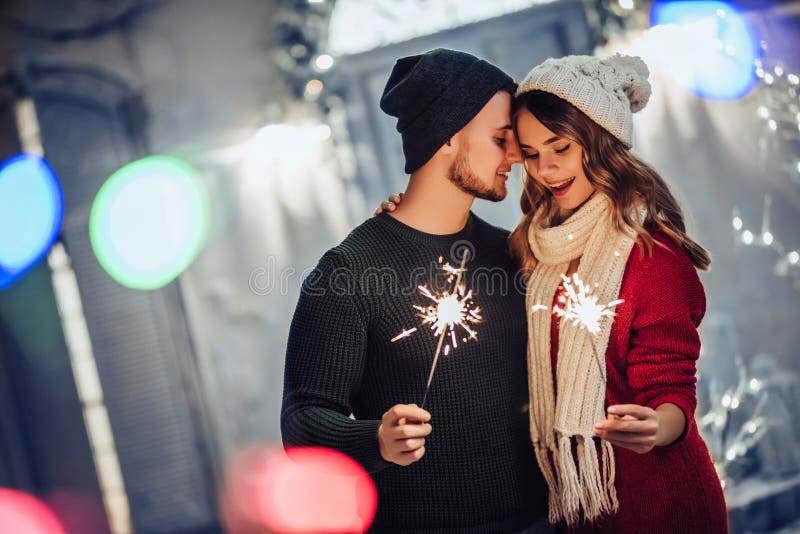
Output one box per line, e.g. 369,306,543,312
516,54,651,147
282,212,548,533
563,232,728,533
525,193,641,524
380,48,513,173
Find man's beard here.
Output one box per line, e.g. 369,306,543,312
447,149,506,202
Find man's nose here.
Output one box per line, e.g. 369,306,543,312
505,134,522,165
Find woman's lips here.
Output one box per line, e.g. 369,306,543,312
548,177,575,197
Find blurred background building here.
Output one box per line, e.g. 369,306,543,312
0,0,798,532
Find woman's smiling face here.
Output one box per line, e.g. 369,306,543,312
515,108,595,211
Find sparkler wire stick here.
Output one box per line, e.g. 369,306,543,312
587,335,606,381
420,249,469,409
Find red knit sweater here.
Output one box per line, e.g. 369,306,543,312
551,232,728,534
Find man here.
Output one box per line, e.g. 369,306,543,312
282,48,549,532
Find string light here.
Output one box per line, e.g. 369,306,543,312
700,362,772,490
732,196,799,283
744,41,800,289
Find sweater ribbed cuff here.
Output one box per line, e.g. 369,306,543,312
647,393,696,446
345,419,395,474
282,406,394,474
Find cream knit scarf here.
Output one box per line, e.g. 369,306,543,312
526,193,640,525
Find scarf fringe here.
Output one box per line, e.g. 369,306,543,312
534,442,562,524
603,439,620,510
540,434,620,526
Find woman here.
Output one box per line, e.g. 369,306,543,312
509,54,727,533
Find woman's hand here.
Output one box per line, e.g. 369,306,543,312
593,403,685,454
373,193,403,216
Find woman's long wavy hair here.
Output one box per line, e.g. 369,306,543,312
508,90,711,272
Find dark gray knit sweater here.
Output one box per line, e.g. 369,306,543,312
281,212,548,533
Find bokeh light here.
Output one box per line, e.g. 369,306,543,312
314,54,335,71
45,490,108,534
221,446,377,534
649,1,760,100
305,79,324,99
0,154,63,289
0,488,65,534
89,155,209,290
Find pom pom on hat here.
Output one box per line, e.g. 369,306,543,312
604,54,651,113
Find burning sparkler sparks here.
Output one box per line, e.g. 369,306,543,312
531,273,623,378
390,328,417,343
554,273,623,335
413,285,480,346
392,252,482,408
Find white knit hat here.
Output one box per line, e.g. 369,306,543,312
515,54,651,147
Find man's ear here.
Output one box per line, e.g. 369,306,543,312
439,134,459,155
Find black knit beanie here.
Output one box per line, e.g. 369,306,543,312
379,48,514,174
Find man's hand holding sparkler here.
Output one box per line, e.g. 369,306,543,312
593,403,686,454
378,404,432,466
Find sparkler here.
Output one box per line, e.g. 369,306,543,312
531,273,623,379
392,251,482,409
